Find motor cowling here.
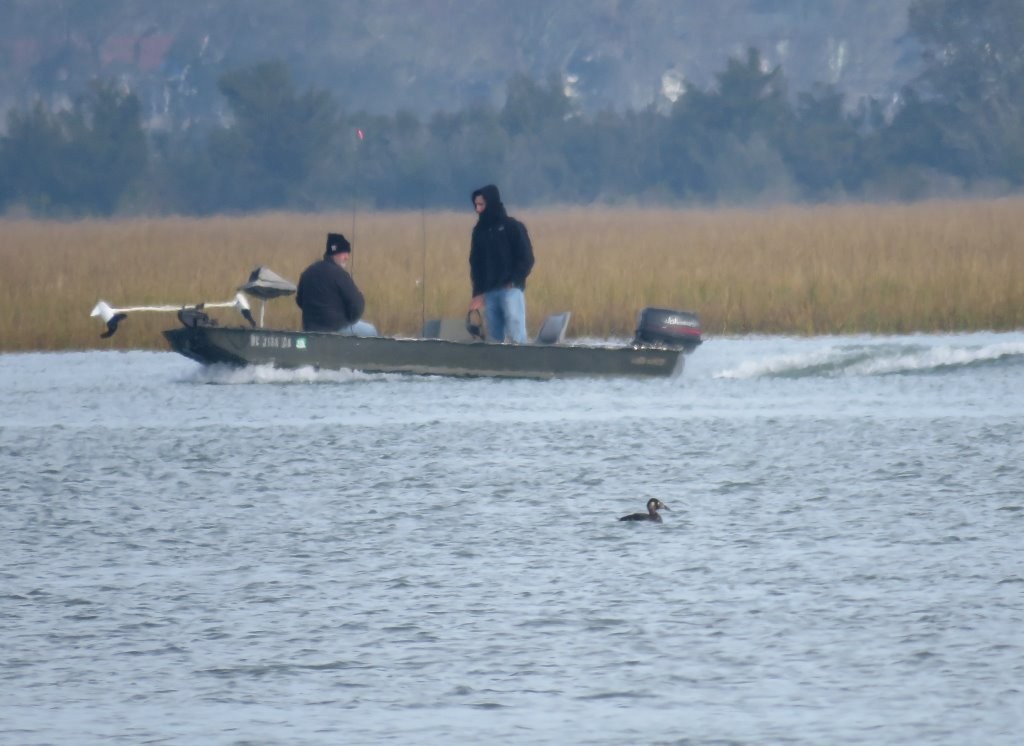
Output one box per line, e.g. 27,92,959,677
632,307,702,351
177,307,216,329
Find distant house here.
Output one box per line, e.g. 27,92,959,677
100,33,174,72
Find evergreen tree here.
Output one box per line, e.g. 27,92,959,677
429,106,508,206
66,80,149,214
905,0,1024,183
664,48,795,201
0,81,147,215
209,60,339,210
0,101,66,213
783,84,863,198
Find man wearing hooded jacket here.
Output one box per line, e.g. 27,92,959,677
468,184,535,343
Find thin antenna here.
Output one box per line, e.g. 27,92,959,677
420,190,427,334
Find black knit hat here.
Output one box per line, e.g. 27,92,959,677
325,232,351,256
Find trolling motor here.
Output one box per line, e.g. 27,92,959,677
90,293,255,338
90,266,300,338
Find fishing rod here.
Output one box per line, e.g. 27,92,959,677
420,180,427,335
350,127,364,277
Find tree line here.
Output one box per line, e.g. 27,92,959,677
1,0,1021,216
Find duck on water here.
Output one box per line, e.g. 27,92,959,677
619,498,670,523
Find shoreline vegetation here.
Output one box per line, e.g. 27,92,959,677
3,199,1022,353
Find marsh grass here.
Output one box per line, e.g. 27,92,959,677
2,200,1022,351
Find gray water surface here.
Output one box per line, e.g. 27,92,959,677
2,332,1023,744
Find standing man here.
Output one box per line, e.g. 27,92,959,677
296,232,377,335
468,184,535,343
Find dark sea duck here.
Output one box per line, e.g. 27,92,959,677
619,498,670,523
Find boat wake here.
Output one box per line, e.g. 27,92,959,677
185,363,396,385
715,338,1024,380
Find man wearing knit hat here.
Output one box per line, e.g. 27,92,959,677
296,232,377,335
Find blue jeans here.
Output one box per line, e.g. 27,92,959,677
338,320,378,336
484,287,527,343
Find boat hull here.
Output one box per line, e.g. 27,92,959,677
163,326,686,379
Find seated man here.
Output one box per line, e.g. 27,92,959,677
296,232,378,335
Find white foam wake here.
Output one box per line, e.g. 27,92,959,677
848,341,1024,376
185,363,390,385
715,339,1024,380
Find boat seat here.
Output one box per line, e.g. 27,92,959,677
534,311,571,345
421,318,475,342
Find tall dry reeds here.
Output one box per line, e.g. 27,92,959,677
1,200,1022,352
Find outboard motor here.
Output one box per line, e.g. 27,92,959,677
632,307,702,351
177,306,215,329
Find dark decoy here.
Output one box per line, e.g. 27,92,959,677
619,498,669,522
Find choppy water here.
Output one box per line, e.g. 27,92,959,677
2,332,1023,745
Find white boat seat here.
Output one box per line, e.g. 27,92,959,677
534,311,571,345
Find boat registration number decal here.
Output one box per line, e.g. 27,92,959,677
250,334,294,349
630,355,668,366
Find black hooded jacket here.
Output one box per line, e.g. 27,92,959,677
469,184,535,296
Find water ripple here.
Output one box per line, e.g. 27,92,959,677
2,338,1023,744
